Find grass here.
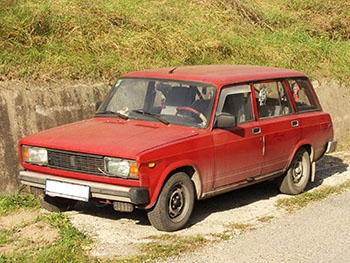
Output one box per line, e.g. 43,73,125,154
0,0,349,81
0,228,14,246
113,234,208,263
275,179,350,212
0,212,94,263
212,222,255,242
0,193,93,263
0,193,39,216
257,215,274,223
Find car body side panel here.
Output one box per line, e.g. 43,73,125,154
137,133,216,207
258,115,302,175
212,122,264,188
297,112,334,160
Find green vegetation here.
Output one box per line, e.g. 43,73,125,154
0,193,39,216
0,228,14,245
276,179,350,212
0,0,349,81
113,234,207,263
0,212,93,263
257,215,274,223
0,193,91,262
212,222,255,241
225,222,255,234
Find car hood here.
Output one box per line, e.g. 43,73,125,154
20,117,199,158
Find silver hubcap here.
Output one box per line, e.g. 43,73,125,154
168,185,185,219
292,157,304,184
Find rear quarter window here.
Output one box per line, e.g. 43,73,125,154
288,79,320,112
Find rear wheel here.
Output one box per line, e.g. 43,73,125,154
147,172,195,232
30,186,77,212
277,148,311,195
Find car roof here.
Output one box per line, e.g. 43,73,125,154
121,65,306,87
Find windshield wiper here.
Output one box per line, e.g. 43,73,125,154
95,110,129,120
132,110,169,125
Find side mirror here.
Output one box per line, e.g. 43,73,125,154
215,113,237,128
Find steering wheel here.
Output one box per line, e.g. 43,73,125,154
176,106,207,125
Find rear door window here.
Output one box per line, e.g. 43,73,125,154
253,81,292,119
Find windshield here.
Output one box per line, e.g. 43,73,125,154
96,78,216,128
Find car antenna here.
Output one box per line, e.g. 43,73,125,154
168,66,178,74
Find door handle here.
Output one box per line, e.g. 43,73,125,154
291,120,299,127
253,127,261,134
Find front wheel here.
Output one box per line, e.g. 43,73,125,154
147,172,195,232
277,148,311,195
30,186,77,212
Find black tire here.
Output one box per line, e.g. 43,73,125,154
30,186,77,212
278,148,311,195
147,172,195,232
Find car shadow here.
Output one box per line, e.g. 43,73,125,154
189,180,280,227
307,154,348,190
70,154,348,229
72,201,152,226
190,154,348,227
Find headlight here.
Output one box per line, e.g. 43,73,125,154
22,146,48,165
104,157,139,179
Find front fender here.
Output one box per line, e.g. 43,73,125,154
145,159,200,209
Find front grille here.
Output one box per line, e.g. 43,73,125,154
47,149,105,176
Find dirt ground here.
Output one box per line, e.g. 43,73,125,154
2,151,349,260
68,151,350,260
0,210,58,254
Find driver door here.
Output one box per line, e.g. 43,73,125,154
212,84,263,188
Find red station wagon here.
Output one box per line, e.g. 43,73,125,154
18,65,337,231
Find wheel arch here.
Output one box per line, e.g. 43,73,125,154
146,164,202,209
278,145,312,195
288,142,314,168
287,143,315,182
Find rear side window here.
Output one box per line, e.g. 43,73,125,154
287,79,320,112
254,81,292,119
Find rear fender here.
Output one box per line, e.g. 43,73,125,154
286,140,314,181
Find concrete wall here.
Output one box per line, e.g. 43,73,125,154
0,81,110,194
312,79,349,148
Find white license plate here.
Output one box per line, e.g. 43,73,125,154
45,180,90,202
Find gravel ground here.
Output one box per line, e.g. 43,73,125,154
67,151,350,261
162,188,350,263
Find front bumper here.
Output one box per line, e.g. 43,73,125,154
18,171,149,205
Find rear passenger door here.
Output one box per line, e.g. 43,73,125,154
253,80,301,175
212,85,263,188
